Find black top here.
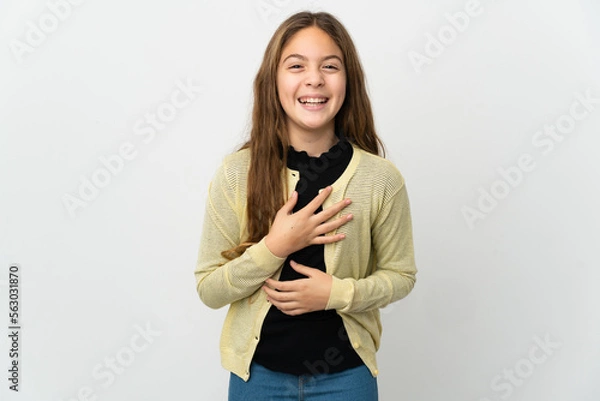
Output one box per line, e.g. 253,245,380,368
252,134,365,375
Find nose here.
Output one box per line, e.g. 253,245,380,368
304,67,324,87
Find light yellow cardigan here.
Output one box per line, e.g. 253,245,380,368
194,144,417,381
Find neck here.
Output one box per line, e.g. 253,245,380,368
288,127,339,157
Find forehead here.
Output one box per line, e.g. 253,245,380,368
280,26,343,60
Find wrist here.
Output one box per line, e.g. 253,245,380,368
264,234,289,259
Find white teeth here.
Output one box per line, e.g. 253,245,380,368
299,97,327,104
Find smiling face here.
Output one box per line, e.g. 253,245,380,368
277,26,346,148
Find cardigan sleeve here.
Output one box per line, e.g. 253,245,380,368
326,169,417,313
194,160,286,309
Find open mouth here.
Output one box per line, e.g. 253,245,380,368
298,96,329,105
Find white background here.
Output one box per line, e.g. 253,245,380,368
1,0,599,400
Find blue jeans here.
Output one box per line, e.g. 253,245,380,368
228,361,378,401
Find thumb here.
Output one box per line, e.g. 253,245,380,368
290,260,313,276
281,191,298,214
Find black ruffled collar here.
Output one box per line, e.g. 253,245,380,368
286,133,352,170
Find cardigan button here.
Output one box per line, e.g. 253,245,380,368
374,369,379,376
352,342,359,349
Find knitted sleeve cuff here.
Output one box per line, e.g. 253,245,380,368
325,275,354,311
246,237,287,274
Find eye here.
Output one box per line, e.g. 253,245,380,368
323,64,339,70
289,64,303,69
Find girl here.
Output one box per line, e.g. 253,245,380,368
195,11,417,401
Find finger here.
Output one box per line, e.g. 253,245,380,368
268,297,302,312
311,232,347,245
302,186,333,215
264,279,298,293
264,278,278,288
289,260,314,276
314,213,353,235
281,309,302,316
263,285,295,302
278,307,306,316
314,198,352,225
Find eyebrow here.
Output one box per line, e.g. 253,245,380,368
281,53,343,64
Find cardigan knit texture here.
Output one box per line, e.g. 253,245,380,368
194,143,417,382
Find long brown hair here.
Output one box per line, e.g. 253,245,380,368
222,11,384,260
